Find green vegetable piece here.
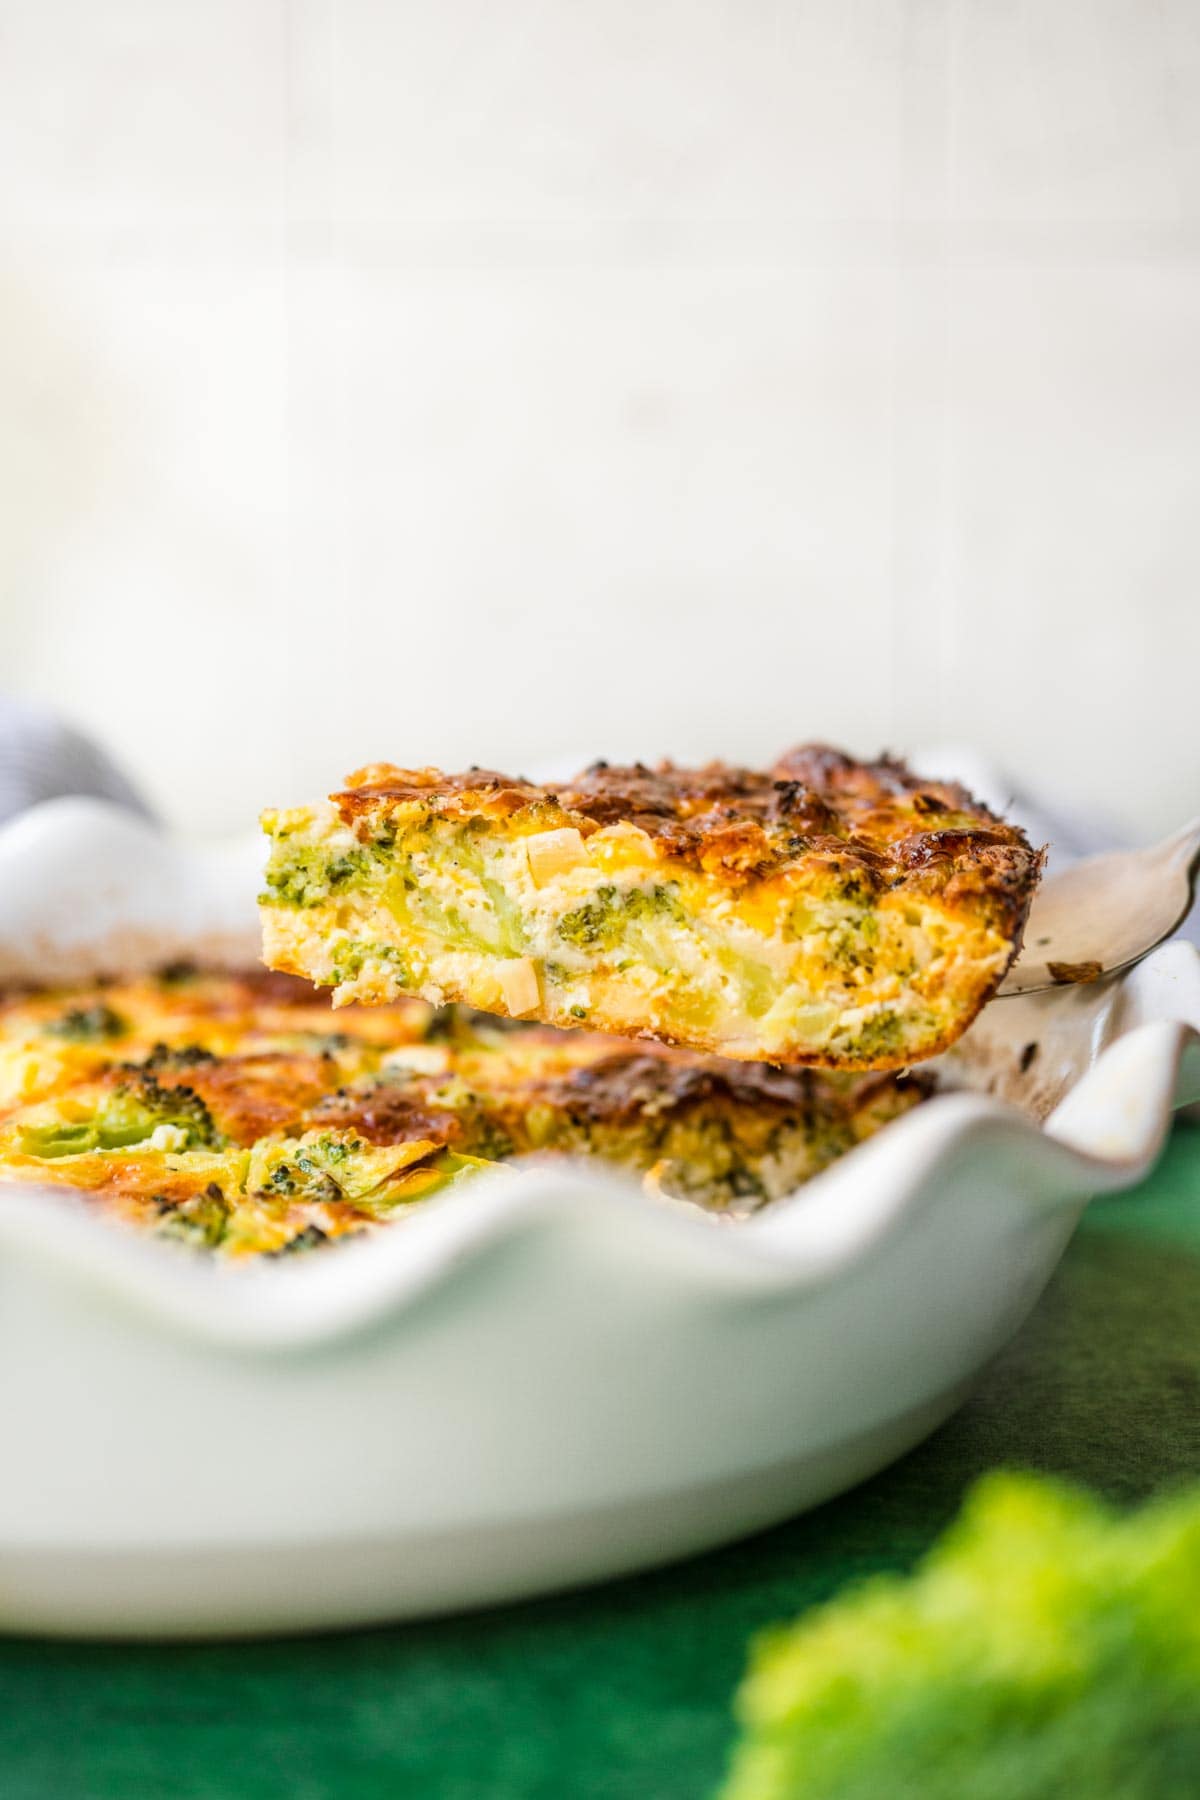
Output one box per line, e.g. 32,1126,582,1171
97,1074,222,1151
260,846,369,909
18,1121,95,1158
557,883,684,951
850,1009,904,1058
153,1186,229,1251
330,940,411,988
19,1075,223,1160
722,1471,1200,1800
264,1223,332,1257
157,960,198,984
142,1042,217,1071
261,1159,340,1206
47,1003,127,1043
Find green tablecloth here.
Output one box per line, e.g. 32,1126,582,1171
2,1128,1198,1800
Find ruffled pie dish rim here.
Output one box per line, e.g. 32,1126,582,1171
0,798,1196,1634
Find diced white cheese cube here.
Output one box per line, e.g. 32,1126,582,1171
525,828,587,887
499,957,541,1018
148,1123,189,1153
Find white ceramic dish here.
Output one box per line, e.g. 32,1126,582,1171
0,800,1196,1639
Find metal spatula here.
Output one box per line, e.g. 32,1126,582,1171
998,816,1200,998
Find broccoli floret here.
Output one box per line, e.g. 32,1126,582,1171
141,1042,217,1071
157,960,198,984
424,1005,523,1045
623,885,684,926
152,1184,229,1251
260,1159,341,1205
260,847,370,909
328,939,410,988
98,1073,222,1151
20,1073,223,1159
18,1121,97,1158
557,883,685,951
722,1472,1200,1800
850,1009,904,1058
46,1002,127,1043
328,854,364,886
460,1117,515,1162
264,1223,332,1258
252,1132,366,1207
557,885,627,949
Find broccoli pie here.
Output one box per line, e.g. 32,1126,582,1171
0,968,928,1259
260,746,1040,1070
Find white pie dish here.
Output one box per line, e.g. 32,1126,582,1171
0,798,1196,1639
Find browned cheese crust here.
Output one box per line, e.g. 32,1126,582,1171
339,747,1036,924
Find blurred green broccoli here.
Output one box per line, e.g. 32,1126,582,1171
46,1001,127,1042
721,1472,1200,1800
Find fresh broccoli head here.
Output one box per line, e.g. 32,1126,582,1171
722,1472,1200,1800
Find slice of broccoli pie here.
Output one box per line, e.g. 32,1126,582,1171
260,746,1041,1070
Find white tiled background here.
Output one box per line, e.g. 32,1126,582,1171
2,1,1198,836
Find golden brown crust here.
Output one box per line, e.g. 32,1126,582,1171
334,744,1040,929
120,1054,339,1144
308,1084,463,1150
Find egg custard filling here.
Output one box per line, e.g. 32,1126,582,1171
0,970,928,1258
260,746,1040,1070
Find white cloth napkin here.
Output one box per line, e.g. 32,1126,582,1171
0,696,155,825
